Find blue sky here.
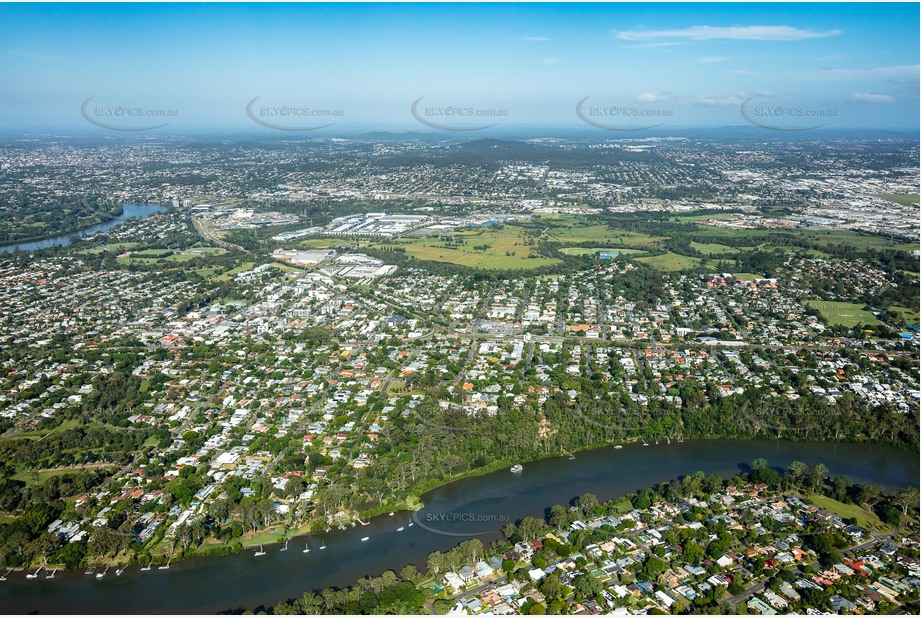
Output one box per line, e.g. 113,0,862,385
0,2,918,133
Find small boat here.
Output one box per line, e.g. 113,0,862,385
140,560,152,571
26,566,42,579
254,545,266,557
303,542,311,554
408,521,414,527
115,567,125,577
642,439,649,447
46,568,58,579
96,566,109,579
510,464,523,473
388,512,394,516
1,568,12,581
613,445,623,449
320,542,327,550
158,556,171,570
397,526,405,532
84,566,96,576
280,540,288,552
360,536,369,542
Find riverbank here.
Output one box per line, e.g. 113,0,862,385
0,203,167,254
0,438,916,614
0,205,124,250
11,436,917,577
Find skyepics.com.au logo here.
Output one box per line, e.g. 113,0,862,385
576,96,673,131
246,97,343,131
411,510,510,538
81,97,178,131
411,96,508,131
741,96,838,131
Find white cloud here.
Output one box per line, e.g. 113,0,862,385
817,64,919,80
694,93,748,106
637,92,675,103
6,49,64,61
615,25,841,42
852,92,895,103
623,41,687,49
698,56,730,64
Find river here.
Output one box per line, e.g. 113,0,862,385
0,204,167,254
0,439,916,614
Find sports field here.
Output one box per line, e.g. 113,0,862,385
874,194,919,207
116,246,227,264
387,226,560,270
807,300,879,328
637,252,702,271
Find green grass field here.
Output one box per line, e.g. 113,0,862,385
674,212,737,222
297,238,343,249
12,464,117,485
547,224,664,249
211,261,257,281
733,273,762,282
77,241,139,254
807,300,879,328
116,247,227,265
384,227,561,270
875,194,919,207
637,252,703,271
558,247,647,256
690,226,915,253
887,305,920,327
690,241,742,255
806,493,892,534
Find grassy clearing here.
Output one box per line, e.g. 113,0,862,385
296,238,343,249
874,194,919,207
691,227,915,253
807,300,879,328
558,247,647,256
637,252,703,271
13,418,82,438
806,493,892,534
733,273,762,282
270,261,302,273
799,229,917,252
12,464,117,485
691,241,742,255
383,227,560,270
887,305,920,326
385,379,406,394
116,247,227,265
548,224,664,249
673,212,737,222
77,241,139,254
211,261,257,282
